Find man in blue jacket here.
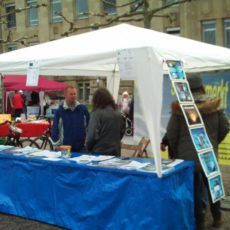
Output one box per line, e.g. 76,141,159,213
51,86,90,152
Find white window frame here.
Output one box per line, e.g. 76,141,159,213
7,43,17,51
103,0,116,15
224,19,230,48
78,82,90,103
130,0,144,12
164,0,178,7
202,20,216,45
50,0,62,23
5,3,16,28
76,0,89,19
27,0,38,26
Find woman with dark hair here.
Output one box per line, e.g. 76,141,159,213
86,88,125,156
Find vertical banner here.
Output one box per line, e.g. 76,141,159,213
26,60,40,86
165,60,225,203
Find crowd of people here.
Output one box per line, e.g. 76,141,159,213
7,90,53,119
51,86,126,155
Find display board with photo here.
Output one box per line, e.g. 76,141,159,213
165,59,225,203
172,82,193,103
198,150,220,177
166,60,186,80
208,174,225,203
181,104,203,127
190,127,212,151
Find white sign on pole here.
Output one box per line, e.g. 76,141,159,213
26,60,40,86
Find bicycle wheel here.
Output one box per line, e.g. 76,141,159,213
5,137,23,148
20,139,40,149
33,136,53,150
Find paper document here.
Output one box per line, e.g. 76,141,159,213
70,155,97,163
42,157,62,161
0,145,15,151
70,155,115,164
165,159,184,167
29,150,61,158
120,161,151,170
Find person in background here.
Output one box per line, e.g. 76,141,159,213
86,87,125,156
12,90,24,118
119,91,131,116
129,97,134,123
31,91,39,105
51,86,90,152
19,90,27,118
166,75,229,229
160,133,174,159
7,91,14,115
43,92,51,116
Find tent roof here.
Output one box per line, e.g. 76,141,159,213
3,75,68,91
0,24,230,76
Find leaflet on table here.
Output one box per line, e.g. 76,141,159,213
90,158,133,168
139,159,184,174
0,145,16,151
90,158,153,170
29,150,61,158
0,146,40,155
162,159,184,167
42,157,63,161
69,155,115,164
139,163,174,174
11,146,41,155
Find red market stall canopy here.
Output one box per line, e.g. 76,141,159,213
3,75,68,91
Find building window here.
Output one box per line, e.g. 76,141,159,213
27,0,38,26
164,0,178,6
224,19,230,48
50,0,62,23
29,42,39,46
78,82,90,103
76,0,88,19
7,43,17,51
166,27,181,36
103,0,116,15
202,20,216,45
5,3,16,28
130,0,144,12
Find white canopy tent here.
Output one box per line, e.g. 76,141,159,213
0,23,230,176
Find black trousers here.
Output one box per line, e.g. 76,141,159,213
194,172,221,224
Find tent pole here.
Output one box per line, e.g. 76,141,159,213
0,74,3,113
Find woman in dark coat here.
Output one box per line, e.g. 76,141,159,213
86,88,125,156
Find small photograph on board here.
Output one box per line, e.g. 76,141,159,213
181,104,203,126
173,82,193,103
198,150,220,177
208,174,225,203
165,60,186,80
190,127,212,151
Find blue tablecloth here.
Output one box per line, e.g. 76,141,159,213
0,152,194,230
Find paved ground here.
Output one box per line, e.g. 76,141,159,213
0,136,229,229
0,213,65,230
